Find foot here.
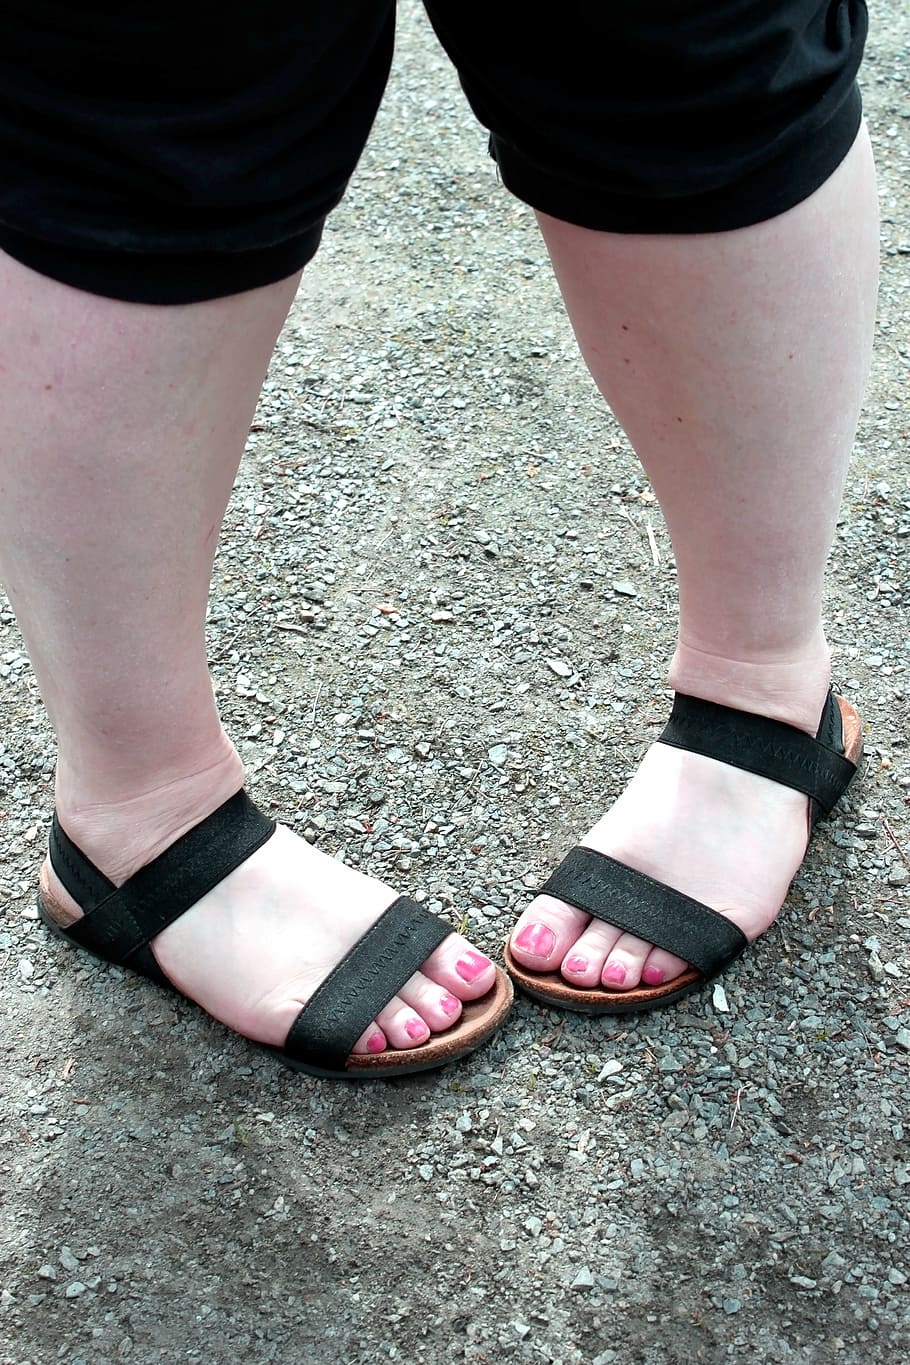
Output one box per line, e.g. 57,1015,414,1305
509,673,832,994
41,781,497,1057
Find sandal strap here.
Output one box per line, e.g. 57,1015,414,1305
658,689,855,815
540,846,748,977
49,790,276,967
284,897,451,1071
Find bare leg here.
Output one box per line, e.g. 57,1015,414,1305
0,256,495,1053
509,127,879,991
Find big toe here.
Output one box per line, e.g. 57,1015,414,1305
509,897,590,971
420,932,498,1001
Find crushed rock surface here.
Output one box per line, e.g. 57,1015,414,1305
1,5,909,1363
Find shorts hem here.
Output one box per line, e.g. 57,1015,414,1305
492,84,863,235
0,221,325,304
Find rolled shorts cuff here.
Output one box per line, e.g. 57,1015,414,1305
492,83,864,236
0,220,325,305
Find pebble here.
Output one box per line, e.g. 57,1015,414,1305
59,1246,80,1272
611,580,637,597
598,1059,623,1080
571,1267,595,1289
488,744,509,767
546,659,573,678
65,1282,87,1298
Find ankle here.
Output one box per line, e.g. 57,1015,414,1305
52,740,246,885
668,633,832,734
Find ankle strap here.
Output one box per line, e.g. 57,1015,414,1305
658,690,856,815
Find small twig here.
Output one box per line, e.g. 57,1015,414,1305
645,517,660,567
729,1085,743,1131
883,818,910,872
273,622,310,636
310,681,323,731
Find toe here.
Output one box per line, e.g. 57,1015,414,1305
398,969,463,1031
375,996,432,1050
601,931,654,991
640,945,688,987
421,933,497,1000
509,896,590,971
559,919,623,988
351,1024,388,1057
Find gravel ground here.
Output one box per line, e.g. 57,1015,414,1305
2,6,909,1363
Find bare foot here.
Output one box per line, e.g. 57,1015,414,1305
509,668,836,994
42,780,497,1057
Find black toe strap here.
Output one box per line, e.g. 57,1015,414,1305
283,897,451,1071
659,689,855,816
540,846,748,978
48,790,276,973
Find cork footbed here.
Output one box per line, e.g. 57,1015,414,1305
505,695,863,1016
38,892,513,1081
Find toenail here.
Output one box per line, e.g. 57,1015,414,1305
642,964,665,986
406,1018,429,1041
440,993,460,1017
514,922,556,958
603,961,627,985
456,951,492,983
367,1032,386,1054
564,954,588,975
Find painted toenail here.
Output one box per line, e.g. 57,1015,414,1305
367,1032,386,1054
440,993,460,1017
603,961,626,985
514,923,556,958
642,964,665,986
564,954,588,974
406,1018,429,1041
456,951,492,983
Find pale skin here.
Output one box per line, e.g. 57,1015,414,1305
511,125,879,990
0,127,878,1046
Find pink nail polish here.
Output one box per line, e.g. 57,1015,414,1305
603,961,627,985
367,1032,385,1054
564,954,589,975
642,964,665,986
440,993,460,1017
456,951,492,983
514,922,556,958
406,1018,429,1041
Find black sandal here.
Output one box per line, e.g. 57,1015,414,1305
504,689,862,1013
39,789,513,1078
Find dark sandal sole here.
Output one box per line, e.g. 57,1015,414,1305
505,694,863,1016
39,896,514,1080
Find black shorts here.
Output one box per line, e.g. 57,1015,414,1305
0,1,868,305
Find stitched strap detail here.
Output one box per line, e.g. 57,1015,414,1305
283,897,451,1070
48,790,276,969
49,814,116,907
540,846,747,977
658,689,855,815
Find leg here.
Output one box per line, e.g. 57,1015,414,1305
421,0,877,996
509,125,878,990
0,255,498,1054
0,3,510,1072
